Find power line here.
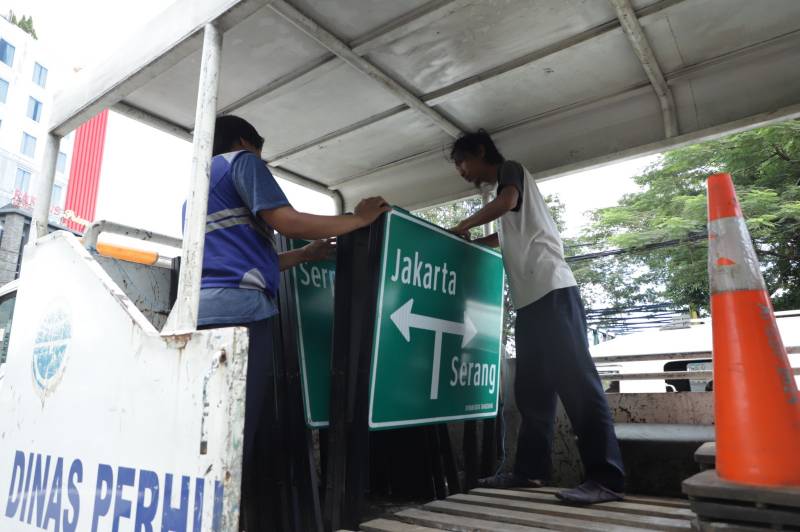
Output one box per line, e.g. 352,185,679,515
566,232,707,262
585,302,689,335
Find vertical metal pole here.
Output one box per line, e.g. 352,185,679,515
164,23,222,334
31,133,62,239
609,0,678,138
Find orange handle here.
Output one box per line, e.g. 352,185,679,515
96,242,159,266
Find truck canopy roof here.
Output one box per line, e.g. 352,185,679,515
50,0,800,210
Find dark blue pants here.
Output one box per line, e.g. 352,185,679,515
513,286,625,491
240,319,275,472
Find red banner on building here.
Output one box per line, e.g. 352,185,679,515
64,110,108,232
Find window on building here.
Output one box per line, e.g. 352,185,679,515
0,78,8,104
27,97,42,122
56,152,67,173
0,40,14,67
20,133,36,158
15,168,31,193
32,63,47,88
51,184,63,207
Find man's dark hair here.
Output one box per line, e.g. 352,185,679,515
450,128,505,165
213,115,265,156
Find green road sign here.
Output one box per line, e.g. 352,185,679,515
289,239,335,427
369,209,504,429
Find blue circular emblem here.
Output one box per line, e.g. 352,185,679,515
32,304,72,392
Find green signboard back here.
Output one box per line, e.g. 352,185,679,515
289,239,335,427
368,209,505,429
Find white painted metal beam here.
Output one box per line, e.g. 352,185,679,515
31,134,62,239
164,23,223,335
111,102,346,212
50,0,265,136
422,0,685,107
269,106,406,165
219,0,468,115
527,102,800,183
269,165,345,213
83,220,184,250
267,0,686,166
112,102,193,142
329,83,654,189
666,27,800,83
266,0,463,138
349,0,469,56
218,55,337,115
610,0,679,138
404,100,800,212
330,28,800,192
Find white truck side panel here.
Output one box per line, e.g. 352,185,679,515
0,232,247,531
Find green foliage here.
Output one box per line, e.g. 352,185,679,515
415,197,483,230
7,11,38,40
415,122,800,345
577,121,800,313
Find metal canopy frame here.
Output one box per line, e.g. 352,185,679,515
266,0,463,138
331,28,800,201
33,0,800,331
265,0,686,169
610,0,678,138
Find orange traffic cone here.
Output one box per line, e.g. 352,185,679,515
707,172,800,486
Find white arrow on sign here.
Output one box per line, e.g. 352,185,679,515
390,298,478,400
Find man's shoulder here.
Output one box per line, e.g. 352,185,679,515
498,160,527,185
229,150,260,166
212,150,252,175
230,151,272,180
503,160,527,174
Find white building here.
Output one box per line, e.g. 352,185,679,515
0,15,72,215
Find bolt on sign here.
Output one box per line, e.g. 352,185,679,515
288,239,335,428
368,209,504,429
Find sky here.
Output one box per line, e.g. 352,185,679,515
538,155,658,238
3,0,335,240
4,0,654,241
1,0,175,74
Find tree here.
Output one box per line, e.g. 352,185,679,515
7,11,38,40
577,121,800,314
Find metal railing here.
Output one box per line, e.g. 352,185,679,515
83,220,183,250
594,346,800,381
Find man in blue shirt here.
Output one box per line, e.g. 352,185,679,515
191,115,389,529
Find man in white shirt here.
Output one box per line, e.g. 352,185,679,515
449,129,624,504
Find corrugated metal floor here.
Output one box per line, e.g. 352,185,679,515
359,486,695,531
